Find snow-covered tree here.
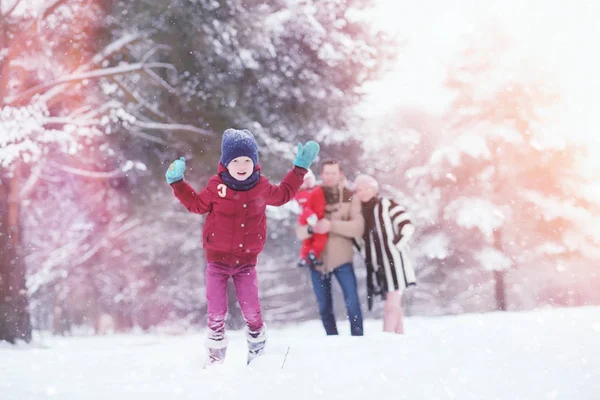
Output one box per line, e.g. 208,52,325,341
2,0,398,337
0,0,205,341
406,28,600,312
109,0,395,161
94,0,397,328
0,0,110,343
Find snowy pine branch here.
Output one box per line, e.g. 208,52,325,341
4,62,177,106
131,120,213,137
41,33,144,104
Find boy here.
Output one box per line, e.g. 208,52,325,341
166,129,319,366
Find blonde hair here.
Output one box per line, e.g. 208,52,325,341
354,174,379,192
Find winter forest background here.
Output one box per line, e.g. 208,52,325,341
1,0,599,343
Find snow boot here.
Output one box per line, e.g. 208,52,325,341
203,336,228,368
246,325,267,365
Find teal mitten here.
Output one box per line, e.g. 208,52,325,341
293,141,320,170
165,157,186,184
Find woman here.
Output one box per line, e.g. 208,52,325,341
353,174,416,334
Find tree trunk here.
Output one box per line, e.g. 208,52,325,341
493,270,507,311
0,164,32,343
493,229,507,311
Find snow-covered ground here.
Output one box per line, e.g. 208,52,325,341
2,306,599,400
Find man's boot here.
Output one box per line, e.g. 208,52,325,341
307,251,323,268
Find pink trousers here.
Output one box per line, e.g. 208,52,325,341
205,262,263,338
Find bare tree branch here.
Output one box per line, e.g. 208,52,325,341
40,0,69,20
129,130,170,145
4,62,177,105
70,219,141,269
43,116,100,126
140,44,171,64
143,67,176,93
30,0,70,35
78,99,123,120
90,33,142,67
48,162,127,179
70,105,93,118
4,0,22,17
42,33,143,103
110,76,169,122
19,156,45,199
131,120,213,137
107,78,138,103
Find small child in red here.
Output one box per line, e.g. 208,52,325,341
294,170,327,268
166,129,319,367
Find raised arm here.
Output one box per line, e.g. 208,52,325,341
267,140,320,206
170,180,212,214
265,166,306,206
166,157,212,214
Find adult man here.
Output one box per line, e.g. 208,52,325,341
353,174,416,334
296,160,364,336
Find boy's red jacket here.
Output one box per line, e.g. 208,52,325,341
171,163,307,266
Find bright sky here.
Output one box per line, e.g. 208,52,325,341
361,0,600,154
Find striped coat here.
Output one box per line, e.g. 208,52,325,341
354,197,416,298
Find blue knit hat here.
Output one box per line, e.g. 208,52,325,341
220,128,259,167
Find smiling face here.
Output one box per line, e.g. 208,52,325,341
226,156,255,181
354,180,377,202
354,174,379,202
